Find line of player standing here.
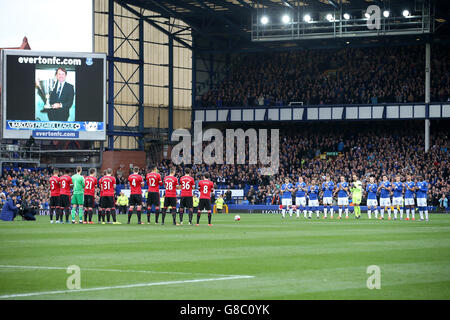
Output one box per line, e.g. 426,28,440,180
280,173,430,221
48,165,215,226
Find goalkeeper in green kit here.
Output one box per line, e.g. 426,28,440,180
71,166,85,224
351,174,362,219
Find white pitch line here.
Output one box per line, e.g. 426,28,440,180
0,265,239,277
0,275,255,299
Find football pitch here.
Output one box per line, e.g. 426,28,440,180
0,213,449,300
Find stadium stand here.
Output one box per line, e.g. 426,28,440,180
198,44,450,108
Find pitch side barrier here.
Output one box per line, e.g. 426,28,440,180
228,204,437,214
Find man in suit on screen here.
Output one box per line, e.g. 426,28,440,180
48,67,74,121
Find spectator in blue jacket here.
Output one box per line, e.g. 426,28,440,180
0,194,20,221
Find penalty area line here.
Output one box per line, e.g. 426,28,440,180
0,275,255,299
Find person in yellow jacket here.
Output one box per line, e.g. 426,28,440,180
215,194,225,213
116,192,129,215
193,194,199,215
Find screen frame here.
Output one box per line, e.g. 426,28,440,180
1,49,106,141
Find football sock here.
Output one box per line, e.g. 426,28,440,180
162,209,167,224
106,210,110,223
89,209,93,222
419,209,424,220
368,209,372,219
330,208,334,218
111,210,117,222
374,210,378,218
137,209,141,223
179,208,184,223
172,210,177,225
324,207,328,218
338,208,342,218
128,208,133,223
387,208,391,219
345,208,349,217
380,209,384,218
406,208,410,219
71,207,77,221
412,209,415,220
208,210,212,224
197,212,201,224
281,209,286,218
49,208,54,221
188,209,193,223
425,209,429,220
400,207,404,219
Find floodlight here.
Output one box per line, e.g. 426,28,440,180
261,16,269,25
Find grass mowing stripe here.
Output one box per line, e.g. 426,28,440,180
0,265,248,277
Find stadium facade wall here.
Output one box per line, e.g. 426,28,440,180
101,150,146,175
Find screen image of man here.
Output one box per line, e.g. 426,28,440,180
47,67,74,121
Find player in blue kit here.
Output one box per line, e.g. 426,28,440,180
404,175,416,220
392,175,405,220
366,176,379,219
335,176,349,219
378,175,392,220
295,177,307,219
307,180,320,219
416,176,429,221
322,175,334,219
280,177,294,219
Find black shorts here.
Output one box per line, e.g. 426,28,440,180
60,195,71,208
180,196,193,209
129,194,142,206
50,196,60,208
84,195,95,208
147,192,160,207
164,197,177,208
199,198,211,211
101,196,115,209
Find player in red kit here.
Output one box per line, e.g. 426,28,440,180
163,168,178,225
83,168,97,224
197,173,215,226
179,168,195,225
128,166,144,224
59,168,73,223
98,169,107,223
49,169,61,223
145,165,163,224
99,168,119,224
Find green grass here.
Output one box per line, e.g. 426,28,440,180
0,213,449,300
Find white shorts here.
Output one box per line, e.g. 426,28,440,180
323,197,333,205
380,198,391,207
337,197,349,206
392,197,403,206
308,199,319,207
367,199,378,207
295,197,307,207
404,198,415,206
416,198,427,207
282,198,292,207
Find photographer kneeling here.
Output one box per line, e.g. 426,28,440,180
19,195,37,221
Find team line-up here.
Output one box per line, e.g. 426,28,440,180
49,165,214,226
48,165,431,225
279,173,430,221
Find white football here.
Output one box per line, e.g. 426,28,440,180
234,215,241,221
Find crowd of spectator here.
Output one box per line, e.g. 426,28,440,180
153,121,449,209
198,44,450,108
0,121,448,214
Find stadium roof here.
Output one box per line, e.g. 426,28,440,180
121,0,450,51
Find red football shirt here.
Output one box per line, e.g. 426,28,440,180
128,173,143,195
49,175,60,197
164,175,178,198
84,176,97,196
146,172,162,193
198,180,214,199
59,175,73,196
99,176,116,197
179,175,195,197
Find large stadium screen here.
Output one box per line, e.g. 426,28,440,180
1,50,106,140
